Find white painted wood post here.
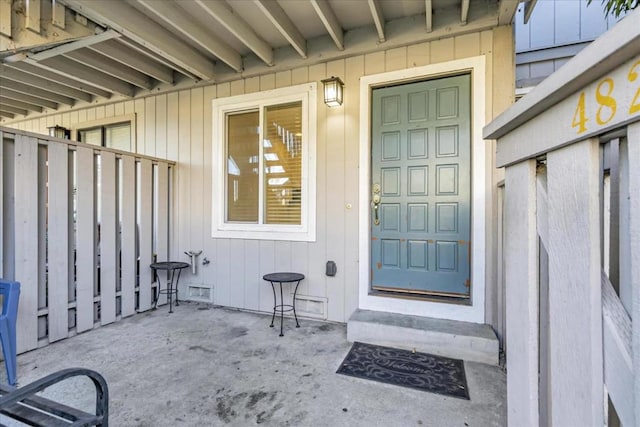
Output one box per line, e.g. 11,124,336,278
547,138,603,426
504,159,539,427
120,156,136,317
14,135,39,352
155,162,169,306
627,122,640,426
47,142,69,342
100,151,117,325
75,146,96,333
138,159,153,311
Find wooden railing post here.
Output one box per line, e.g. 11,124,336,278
75,146,96,334
504,159,538,427
628,122,640,426
547,138,603,426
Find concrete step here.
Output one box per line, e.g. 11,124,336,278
347,309,499,365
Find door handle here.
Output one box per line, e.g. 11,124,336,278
372,194,381,225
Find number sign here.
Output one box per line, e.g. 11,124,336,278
572,58,640,134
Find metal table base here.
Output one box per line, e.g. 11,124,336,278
263,272,305,337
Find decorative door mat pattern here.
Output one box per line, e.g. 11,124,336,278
336,342,469,400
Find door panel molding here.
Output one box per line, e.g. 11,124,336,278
358,56,486,323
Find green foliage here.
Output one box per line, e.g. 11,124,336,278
587,0,640,18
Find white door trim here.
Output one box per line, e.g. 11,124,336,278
358,56,487,323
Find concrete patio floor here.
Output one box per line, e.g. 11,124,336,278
3,303,506,426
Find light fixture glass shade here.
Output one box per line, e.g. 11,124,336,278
321,76,344,107
47,125,70,139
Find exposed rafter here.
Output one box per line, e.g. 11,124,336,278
254,0,307,59
310,0,344,50
0,96,43,113
0,65,88,103
0,0,99,52
367,0,386,43
0,79,75,106
60,0,216,80
0,88,59,110
461,0,470,24
194,0,274,66
33,56,135,97
0,104,28,116
425,0,433,32
135,0,243,72
64,50,153,90
524,0,538,24
0,111,15,119
114,38,198,80
497,0,520,26
89,40,174,85
10,61,111,102
18,30,121,61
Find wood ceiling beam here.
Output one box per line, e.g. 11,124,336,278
114,38,197,79
0,79,74,105
34,56,136,97
25,0,41,33
0,111,15,119
21,29,121,61
0,65,88,103
524,0,538,24
89,40,174,84
461,0,470,24
7,62,106,100
0,96,43,113
60,0,216,80
194,0,274,66
0,88,59,110
425,0,433,32
497,0,519,25
0,104,28,116
254,0,307,59
64,49,154,90
136,0,243,72
310,0,344,50
367,0,386,43
1,0,98,52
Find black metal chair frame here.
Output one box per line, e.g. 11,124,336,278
0,367,109,426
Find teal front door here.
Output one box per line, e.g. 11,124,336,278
370,74,471,297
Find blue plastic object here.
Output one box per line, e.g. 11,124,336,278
0,280,20,386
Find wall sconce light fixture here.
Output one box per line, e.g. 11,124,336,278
47,125,70,139
321,76,344,107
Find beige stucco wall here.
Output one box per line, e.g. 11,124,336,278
4,27,514,325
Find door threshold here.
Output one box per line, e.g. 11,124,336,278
369,288,471,306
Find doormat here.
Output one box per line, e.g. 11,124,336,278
336,342,469,400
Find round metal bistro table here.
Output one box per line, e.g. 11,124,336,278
150,261,190,313
262,272,305,337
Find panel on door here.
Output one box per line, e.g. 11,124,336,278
370,74,471,297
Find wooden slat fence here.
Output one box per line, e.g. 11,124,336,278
0,127,175,354
486,14,640,425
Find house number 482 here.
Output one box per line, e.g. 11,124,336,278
571,60,640,134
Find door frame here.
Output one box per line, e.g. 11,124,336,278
358,56,486,323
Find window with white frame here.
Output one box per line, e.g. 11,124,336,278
212,83,317,241
76,117,134,151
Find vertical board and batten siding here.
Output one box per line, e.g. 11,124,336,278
5,29,512,325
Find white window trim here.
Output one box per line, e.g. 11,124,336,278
358,56,487,324
211,82,317,242
71,113,137,152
